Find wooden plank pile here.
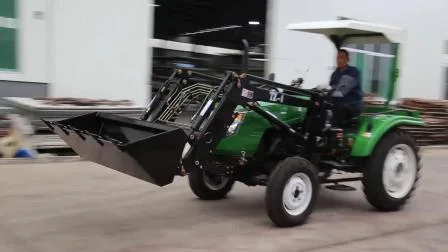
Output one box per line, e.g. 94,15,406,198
363,92,386,106
397,98,448,146
34,97,134,107
362,93,448,146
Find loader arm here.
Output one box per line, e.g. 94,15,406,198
140,69,223,122
181,71,328,174
42,68,328,187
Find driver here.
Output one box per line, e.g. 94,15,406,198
327,49,363,126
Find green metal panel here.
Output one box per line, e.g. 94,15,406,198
351,108,424,157
214,102,305,156
0,0,17,70
0,28,17,70
386,44,400,105
213,96,424,159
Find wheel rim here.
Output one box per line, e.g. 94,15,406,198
203,171,230,191
282,172,313,216
382,144,417,199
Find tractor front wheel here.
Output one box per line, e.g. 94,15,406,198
362,129,421,211
188,169,235,200
265,156,319,227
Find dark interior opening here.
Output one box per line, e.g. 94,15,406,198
150,0,268,93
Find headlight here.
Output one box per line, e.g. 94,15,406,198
226,112,246,136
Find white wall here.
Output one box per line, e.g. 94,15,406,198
49,0,150,105
267,0,448,99
266,0,335,88
0,0,49,83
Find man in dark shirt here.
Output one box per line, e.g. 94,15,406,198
327,49,363,126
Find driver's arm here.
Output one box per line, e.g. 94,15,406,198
331,68,360,98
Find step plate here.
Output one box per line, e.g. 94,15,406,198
325,184,356,191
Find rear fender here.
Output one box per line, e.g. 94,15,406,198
351,115,425,157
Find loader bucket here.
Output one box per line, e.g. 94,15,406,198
42,112,188,186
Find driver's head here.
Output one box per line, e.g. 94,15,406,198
336,49,350,69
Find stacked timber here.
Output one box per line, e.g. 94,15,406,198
397,98,448,146
0,97,144,132
362,94,448,146
34,97,134,107
363,92,386,106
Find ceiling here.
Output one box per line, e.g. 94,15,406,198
153,0,267,49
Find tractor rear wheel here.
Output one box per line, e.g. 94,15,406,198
188,169,235,200
265,156,319,227
362,129,421,211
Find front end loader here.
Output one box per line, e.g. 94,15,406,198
43,20,425,227
43,51,320,188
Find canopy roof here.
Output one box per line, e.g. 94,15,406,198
286,20,406,46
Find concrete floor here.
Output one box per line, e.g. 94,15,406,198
0,150,447,252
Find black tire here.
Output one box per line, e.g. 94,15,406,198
362,129,421,211
265,156,319,227
188,169,235,200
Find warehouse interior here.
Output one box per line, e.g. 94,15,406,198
149,0,268,91
153,0,267,48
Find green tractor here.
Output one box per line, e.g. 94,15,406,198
43,19,425,227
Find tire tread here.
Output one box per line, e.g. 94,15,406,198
362,128,421,211
188,170,234,200
265,156,319,227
